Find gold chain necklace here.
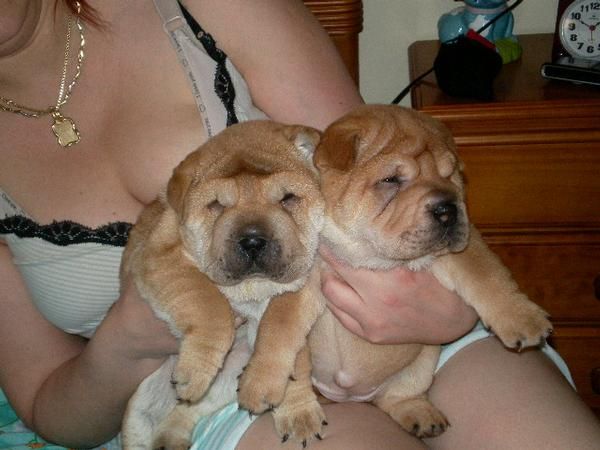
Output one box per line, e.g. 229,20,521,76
0,2,86,147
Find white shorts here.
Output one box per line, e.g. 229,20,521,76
190,322,574,450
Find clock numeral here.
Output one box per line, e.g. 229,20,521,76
582,2,600,11
571,12,581,20
588,45,596,54
578,42,585,50
571,34,579,42
579,2,600,12
568,22,576,31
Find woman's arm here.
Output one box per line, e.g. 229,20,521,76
183,0,364,129
0,244,178,448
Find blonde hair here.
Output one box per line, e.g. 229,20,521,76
63,0,104,27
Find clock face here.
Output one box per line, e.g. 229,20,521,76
560,0,600,60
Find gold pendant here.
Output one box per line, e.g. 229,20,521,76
51,112,80,147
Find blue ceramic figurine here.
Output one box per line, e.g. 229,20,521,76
438,0,522,63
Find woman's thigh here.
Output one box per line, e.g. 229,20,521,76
425,337,600,450
238,401,426,450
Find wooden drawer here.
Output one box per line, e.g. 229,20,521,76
486,240,600,322
459,142,600,227
549,331,600,416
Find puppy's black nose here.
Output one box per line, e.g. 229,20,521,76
432,202,458,227
238,228,268,257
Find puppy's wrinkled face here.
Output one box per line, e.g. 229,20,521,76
167,121,324,286
315,105,469,267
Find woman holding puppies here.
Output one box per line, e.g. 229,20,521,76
1,1,598,449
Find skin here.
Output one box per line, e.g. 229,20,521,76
1,1,597,448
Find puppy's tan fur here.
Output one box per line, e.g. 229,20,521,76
121,121,327,449
309,105,552,437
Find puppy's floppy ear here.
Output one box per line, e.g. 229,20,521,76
166,153,199,219
281,125,322,162
314,122,360,172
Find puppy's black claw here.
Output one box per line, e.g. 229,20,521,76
315,433,323,440
322,420,328,426
281,434,289,443
289,375,297,381
411,423,420,435
302,439,307,448
516,340,523,352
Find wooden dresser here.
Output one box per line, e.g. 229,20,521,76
409,33,600,417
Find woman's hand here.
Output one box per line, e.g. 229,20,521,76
319,246,479,345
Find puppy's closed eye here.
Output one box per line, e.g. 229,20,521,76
374,175,408,210
376,175,409,192
281,192,300,209
207,199,225,214
379,175,404,185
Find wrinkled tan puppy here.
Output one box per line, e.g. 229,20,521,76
121,121,327,449
309,105,552,438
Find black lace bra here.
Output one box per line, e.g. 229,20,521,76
0,215,131,247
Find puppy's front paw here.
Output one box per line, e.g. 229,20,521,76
484,296,552,350
173,340,227,403
237,361,291,414
272,398,327,447
172,356,217,404
387,397,449,438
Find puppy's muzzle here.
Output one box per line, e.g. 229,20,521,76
225,224,285,280
427,196,468,252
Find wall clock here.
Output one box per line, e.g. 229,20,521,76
541,0,600,86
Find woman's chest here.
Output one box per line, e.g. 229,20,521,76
0,8,207,226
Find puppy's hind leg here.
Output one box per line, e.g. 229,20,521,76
373,345,448,439
152,327,253,450
122,357,178,450
151,403,197,450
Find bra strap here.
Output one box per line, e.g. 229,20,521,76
152,0,238,136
